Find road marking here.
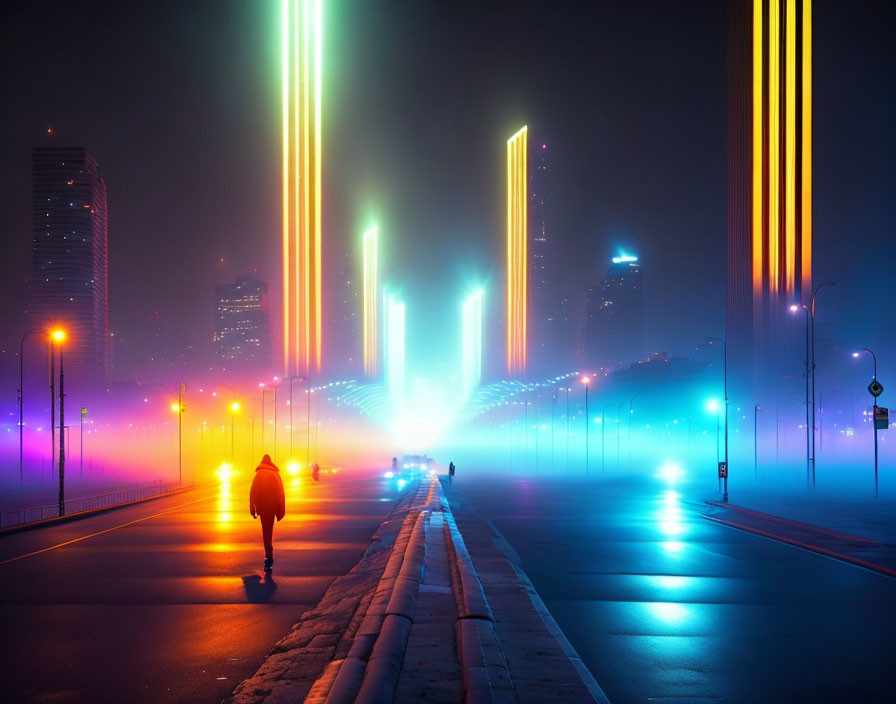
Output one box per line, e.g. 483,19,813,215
0,492,220,566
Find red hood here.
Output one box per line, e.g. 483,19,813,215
256,460,280,473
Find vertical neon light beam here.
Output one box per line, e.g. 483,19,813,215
461,290,483,396
385,295,405,409
751,0,763,294
282,0,322,378
506,126,527,376
784,0,796,296
767,0,780,295
362,226,378,377
801,0,812,298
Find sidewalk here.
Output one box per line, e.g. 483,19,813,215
226,475,606,703
703,498,896,579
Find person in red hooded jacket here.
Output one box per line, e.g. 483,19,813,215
249,454,286,572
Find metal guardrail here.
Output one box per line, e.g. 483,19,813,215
0,481,191,529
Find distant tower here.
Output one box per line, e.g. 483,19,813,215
282,0,323,378
30,147,109,383
727,0,812,400
506,126,528,376
584,255,644,366
213,277,271,366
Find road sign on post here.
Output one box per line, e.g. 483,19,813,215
875,407,888,430
718,461,728,478
869,380,884,398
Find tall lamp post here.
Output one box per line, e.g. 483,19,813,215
161,382,186,484
790,303,811,485
754,404,762,479
627,392,642,472
230,401,241,463
808,282,835,487
601,403,619,475
853,349,883,498
581,375,591,475
707,337,729,502
50,329,66,516
18,328,37,484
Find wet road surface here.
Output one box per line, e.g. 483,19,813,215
0,468,396,703
458,474,896,703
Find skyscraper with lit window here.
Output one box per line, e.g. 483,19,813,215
30,147,108,383
584,255,644,366
214,277,271,365
727,0,812,400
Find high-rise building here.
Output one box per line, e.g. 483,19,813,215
726,0,812,401
213,277,271,365
528,140,571,373
584,255,644,367
30,147,109,383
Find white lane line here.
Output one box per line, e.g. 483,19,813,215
0,492,221,566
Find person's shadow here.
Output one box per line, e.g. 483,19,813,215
242,573,278,603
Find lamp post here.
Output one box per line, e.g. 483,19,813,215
707,337,729,502
809,282,835,487
50,329,66,516
80,406,87,476
790,303,811,485
18,328,37,484
627,392,642,472
853,349,882,497
601,403,619,475
272,376,280,458
230,401,241,463
581,376,591,475
754,404,761,479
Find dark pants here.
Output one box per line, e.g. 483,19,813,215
259,512,276,558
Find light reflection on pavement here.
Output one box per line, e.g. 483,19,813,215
458,474,896,703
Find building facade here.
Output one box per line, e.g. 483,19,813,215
726,0,812,403
584,256,644,367
30,147,109,384
214,277,271,366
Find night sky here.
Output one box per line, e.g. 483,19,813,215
1,0,893,369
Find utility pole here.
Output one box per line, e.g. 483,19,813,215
58,340,65,516
754,404,761,480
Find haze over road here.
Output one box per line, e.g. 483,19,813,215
458,474,896,704
0,467,395,703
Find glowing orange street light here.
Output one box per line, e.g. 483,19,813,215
51,329,66,343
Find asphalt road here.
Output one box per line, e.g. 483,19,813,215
0,467,396,703
458,474,896,703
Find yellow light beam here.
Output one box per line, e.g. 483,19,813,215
768,0,780,295
801,0,812,298
506,126,528,376
751,0,763,294
784,0,797,295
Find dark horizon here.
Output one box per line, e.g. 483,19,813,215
1,0,892,377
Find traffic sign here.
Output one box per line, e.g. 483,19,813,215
875,406,889,430
718,461,728,479
80,406,88,418
869,380,884,398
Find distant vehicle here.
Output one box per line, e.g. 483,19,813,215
400,454,435,475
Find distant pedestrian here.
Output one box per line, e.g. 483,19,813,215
312,463,320,481
448,461,455,483
250,454,286,573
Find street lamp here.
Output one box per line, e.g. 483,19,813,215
581,375,591,475
601,403,619,475
161,382,186,484
790,303,811,485
853,348,883,497
50,329,66,516
627,392,642,472
706,336,729,502
230,401,241,463
806,282,835,488
18,328,37,484
754,404,762,480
